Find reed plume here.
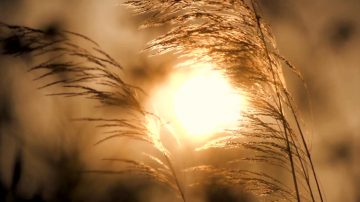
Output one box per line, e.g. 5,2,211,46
0,0,324,201
0,21,186,201
124,0,323,201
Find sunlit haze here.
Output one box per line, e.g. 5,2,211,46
150,63,246,140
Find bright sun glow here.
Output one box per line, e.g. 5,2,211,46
173,68,243,136
150,63,246,140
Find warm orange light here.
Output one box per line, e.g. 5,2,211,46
150,63,246,141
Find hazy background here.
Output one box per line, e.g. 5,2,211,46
0,0,359,201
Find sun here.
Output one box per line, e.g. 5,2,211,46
150,63,246,140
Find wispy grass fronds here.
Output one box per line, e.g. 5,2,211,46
0,22,186,201
125,0,323,201
186,165,294,199
0,22,139,111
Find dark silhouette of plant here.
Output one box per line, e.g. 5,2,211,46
0,21,186,201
